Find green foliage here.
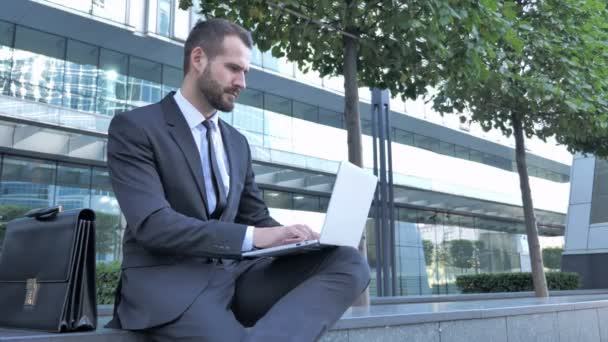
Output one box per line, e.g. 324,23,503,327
96,261,121,305
434,0,608,157
181,0,505,102
422,239,434,266
447,239,475,270
456,272,580,293
542,247,563,270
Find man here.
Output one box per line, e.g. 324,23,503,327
106,19,370,341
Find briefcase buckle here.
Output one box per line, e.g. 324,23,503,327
24,278,40,307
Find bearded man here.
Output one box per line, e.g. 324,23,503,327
105,18,370,342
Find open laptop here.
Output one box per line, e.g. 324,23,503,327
242,160,378,258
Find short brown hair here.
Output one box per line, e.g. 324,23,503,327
183,19,253,75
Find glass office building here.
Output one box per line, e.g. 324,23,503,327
0,0,571,296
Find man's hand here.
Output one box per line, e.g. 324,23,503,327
252,224,320,249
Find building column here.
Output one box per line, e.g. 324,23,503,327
562,154,608,288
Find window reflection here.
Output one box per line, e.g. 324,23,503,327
0,22,14,95
97,49,128,116
10,27,65,105
128,57,162,107
0,156,56,209
64,40,99,112
91,167,122,262
55,163,91,210
157,0,172,37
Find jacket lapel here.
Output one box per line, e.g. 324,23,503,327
161,93,209,217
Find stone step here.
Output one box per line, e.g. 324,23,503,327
4,293,608,341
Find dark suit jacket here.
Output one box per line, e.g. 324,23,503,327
106,92,279,330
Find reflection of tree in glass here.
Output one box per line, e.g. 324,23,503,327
542,247,563,270
447,239,475,272
95,211,123,258
0,205,31,252
422,239,434,266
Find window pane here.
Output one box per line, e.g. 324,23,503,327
414,135,439,152
0,21,14,93
293,193,319,212
263,190,291,209
469,149,483,163
394,129,414,146
238,88,263,108
55,163,91,210
91,168,123,262
455,145,469,160
14,26,65,60
361,119,372,136
97,49,128,115
0,156,56,209
439,141,455,156
128,57,162,107
319,108,343,129
162,65,182,96
11,26,65,100
158,0,172,37
591,159,608,224
264,93,291,116
293,101,318,122
64,40,99,102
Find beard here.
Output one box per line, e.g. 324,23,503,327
196,66,238,113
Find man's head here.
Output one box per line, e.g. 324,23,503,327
183,19,252,113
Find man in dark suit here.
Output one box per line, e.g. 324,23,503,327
106,18,370,341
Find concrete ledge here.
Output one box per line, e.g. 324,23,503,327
5,294,608,341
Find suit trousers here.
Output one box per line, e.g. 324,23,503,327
139,246,370,342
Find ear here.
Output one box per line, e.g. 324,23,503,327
190,46,208,73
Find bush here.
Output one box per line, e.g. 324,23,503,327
96,261,121,304
456,272,580,293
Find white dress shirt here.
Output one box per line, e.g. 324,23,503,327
173,89,254,251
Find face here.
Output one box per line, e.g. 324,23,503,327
195,35,250,112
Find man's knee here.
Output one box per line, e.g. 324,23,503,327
330,246,371,293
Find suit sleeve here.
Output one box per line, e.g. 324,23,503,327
234,140,281,228
107,113,247,259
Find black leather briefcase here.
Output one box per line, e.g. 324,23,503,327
0,206,97,332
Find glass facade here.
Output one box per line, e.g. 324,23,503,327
0,20,568,183
0,20,181,120
591,158,608,224
0,14,569,299
0,154,121,261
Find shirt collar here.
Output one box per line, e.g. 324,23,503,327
174,89,220,129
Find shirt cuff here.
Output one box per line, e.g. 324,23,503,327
241,226,255,251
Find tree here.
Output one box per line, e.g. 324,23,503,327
434,0,608,297
180,0,507,304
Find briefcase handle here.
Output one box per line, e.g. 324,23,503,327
24,205,64,220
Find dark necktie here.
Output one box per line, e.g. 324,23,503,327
202,120,227,218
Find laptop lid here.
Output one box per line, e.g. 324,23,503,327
319,161,378,248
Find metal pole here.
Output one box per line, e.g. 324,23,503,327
371,96,383,296
372,88,392,296
384,98,397,296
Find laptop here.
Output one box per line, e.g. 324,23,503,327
242,160,378,258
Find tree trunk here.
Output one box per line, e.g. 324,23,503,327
343,1,368,307
511,113,549,298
